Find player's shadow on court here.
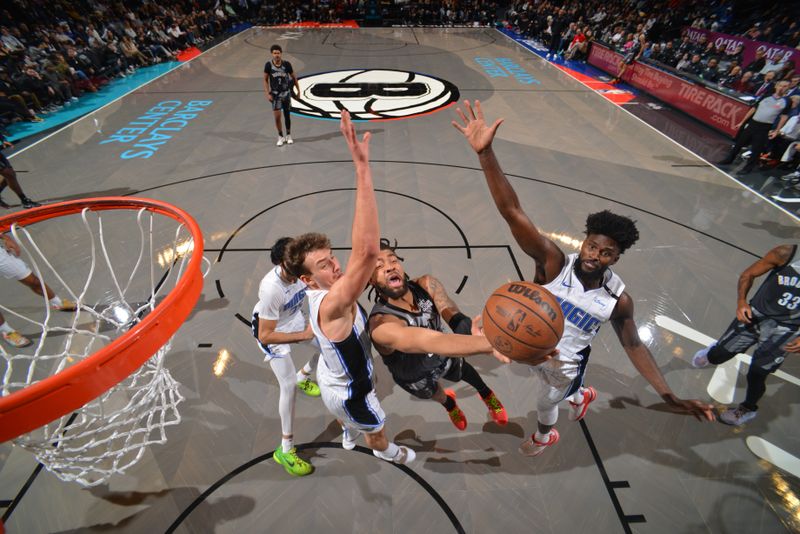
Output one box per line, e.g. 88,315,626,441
53,489,255,533
207,128,384,146
741,220,800,239
292,128,385,144
185,293,229,321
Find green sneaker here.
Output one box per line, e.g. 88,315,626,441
274,447,314,476
296,378,321,397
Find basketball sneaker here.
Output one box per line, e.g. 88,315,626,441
342,426,362,450
273,447,314,476
373,445,416,464
296,378,320,397
285,134,294,145
692,343,715,368
2,330,32,348
445,389,467,431
719,406,757,426
56,299,78,312
276,136,285,147
481,391,508,425
568,386,597,421
519,428,560,457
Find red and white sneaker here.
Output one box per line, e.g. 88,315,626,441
519,429,560,457
568,386,597,421
444,389,467,431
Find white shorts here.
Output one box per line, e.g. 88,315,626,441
535,357,585,405
257,338,319,362
320,384,386,434
0,246,31,281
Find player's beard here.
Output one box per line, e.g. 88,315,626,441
376,277,409,300
574,256,607,282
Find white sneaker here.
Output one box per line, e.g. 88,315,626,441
719,406,757,426
373,445,416,464
692,343,714,368
276,136,285,147
341,427,361,450
285,134,293,145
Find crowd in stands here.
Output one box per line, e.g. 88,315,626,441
507,0,798,93
0,0,242,129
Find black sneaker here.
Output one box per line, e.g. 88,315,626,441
21,197,41,208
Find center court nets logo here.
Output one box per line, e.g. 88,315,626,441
292,69,460,121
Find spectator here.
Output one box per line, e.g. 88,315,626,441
754,71,777,98
700,57,720,83
745,49,767,74
730,69,757,94
719,80,792,174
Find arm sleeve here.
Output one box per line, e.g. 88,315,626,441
447,312,472,335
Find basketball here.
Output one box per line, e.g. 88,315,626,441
482,281,564,363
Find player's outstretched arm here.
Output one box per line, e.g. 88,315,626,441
735,244,794,324
323,110,379,321
452,99,564,283
258,318,314,345
369,314,493,356
611,292,715,422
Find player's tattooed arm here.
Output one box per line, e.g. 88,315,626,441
736,244,795,323
417,275,460,322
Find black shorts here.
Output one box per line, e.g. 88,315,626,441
623,53,636,65
394,358,464,400
271,94,291,111
714,309,798,372
0,153,10,170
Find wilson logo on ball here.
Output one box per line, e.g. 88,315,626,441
292,69,460,121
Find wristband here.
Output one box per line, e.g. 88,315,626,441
448,312,472,335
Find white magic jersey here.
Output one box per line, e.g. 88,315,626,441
307,289,374,400
252,265,307,333
543,253,625,365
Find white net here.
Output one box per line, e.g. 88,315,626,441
0,203,204,487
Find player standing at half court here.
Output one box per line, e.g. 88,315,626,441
264,44,299,147
252,237,321,477
693,244,800,426
453,100,714,457
285,110,415,465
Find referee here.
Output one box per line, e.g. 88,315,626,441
719,80,791,174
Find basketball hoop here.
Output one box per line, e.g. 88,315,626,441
0,197,205,486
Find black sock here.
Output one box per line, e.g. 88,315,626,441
460,361,492,398
441,394,456,411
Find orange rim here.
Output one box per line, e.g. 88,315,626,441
0,197,204,443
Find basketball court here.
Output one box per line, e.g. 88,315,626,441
1,27,798,533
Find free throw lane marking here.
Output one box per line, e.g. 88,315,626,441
746,437,800,479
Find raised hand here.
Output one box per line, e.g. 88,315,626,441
451,99,504,154
340,109,371,165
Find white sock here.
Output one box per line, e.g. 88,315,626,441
296,368,310,383
281,437,293,453
373,442,400,460
570,389,584,404
0,322,13,334
49,296,63,308
534,430,551,443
